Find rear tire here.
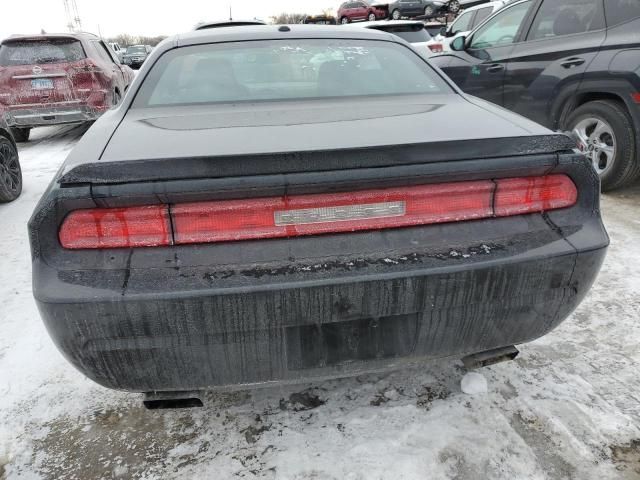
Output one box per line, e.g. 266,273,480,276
425,5,435,16
565,100,639,192
340,16,350,24
448,0,460,13
392,9,401,19
368,12,376,21
0,136,22,203
10,127,30,143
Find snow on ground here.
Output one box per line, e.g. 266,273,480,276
1,126,640,479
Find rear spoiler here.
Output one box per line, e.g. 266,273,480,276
59,135,576,186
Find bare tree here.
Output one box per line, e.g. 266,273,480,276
269,13,309,24
107,34,167,47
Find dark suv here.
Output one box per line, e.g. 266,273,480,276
431,0,640,190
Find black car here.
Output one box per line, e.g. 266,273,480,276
388,0,446,19
29,26,607,405
122,44,152,69
0,116,21,203
431,0,640,191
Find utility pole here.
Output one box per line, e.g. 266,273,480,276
62,0,83,32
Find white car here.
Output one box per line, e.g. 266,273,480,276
108,42,124,63
355,20,438,56
425,0,506,53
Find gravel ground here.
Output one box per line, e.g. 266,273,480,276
0,125,639,479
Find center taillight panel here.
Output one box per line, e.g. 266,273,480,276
58,174,578,250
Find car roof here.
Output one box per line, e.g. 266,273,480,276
195,19,267,30
1,32,99,44
174,24,398,47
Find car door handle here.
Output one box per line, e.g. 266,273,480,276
561,58,585,68
487,64,504,73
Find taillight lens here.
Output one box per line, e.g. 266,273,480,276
58,174,577,249
494,175,577,217
428,43,444,53
59,205,171,249
172,181,494,244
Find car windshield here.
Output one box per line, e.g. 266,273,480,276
134,39,450,107
370,25,432,43
0,39,85,66
126,46,146,54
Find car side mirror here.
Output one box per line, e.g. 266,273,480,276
451,35,467,52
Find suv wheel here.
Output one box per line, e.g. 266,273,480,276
391,9,401,19
425,5,435,16
448,0,460,13
567,100,639,191
10,127,30,143
368,12,376,21
0,136,22,203
340,16,350,24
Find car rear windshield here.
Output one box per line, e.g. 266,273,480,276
370,25,432,43
133,39,450,107
126,46,146,54
0,39,85,66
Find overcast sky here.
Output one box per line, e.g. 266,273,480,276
0,0,335,41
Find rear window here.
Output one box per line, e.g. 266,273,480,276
604,0,640,27
134,39,450,107
0,39,85,66
126,46,146,54
369,25,432,43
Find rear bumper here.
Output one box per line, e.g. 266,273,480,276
34,228,607,392
3,103,103,128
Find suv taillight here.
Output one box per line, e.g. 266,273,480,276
58,175,578,249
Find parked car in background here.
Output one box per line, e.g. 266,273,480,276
446,0,492,14
108,42,124,62
338,1,387,23
122,44,152,69
0,114,21,202
431,0,640,191
426,1,506,53
29,26,607,404
0,33,134,142
357,20,438,55
388,0,447,19
195,19,267,30
387,0,489,18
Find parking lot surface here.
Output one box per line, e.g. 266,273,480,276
0,126,639,479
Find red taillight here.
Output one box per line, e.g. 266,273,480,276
494,175,577,217
428,43,444,53
58,175,577,249
172,181,494,245
632,92,640,104
59,205,171,249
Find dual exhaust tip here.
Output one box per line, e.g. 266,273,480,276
142,346,519,410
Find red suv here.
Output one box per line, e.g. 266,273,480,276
338,1,387,23
0,33,134,142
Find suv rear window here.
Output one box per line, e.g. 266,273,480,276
0,39,85,66
134,39,450,107
370,25,432,43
